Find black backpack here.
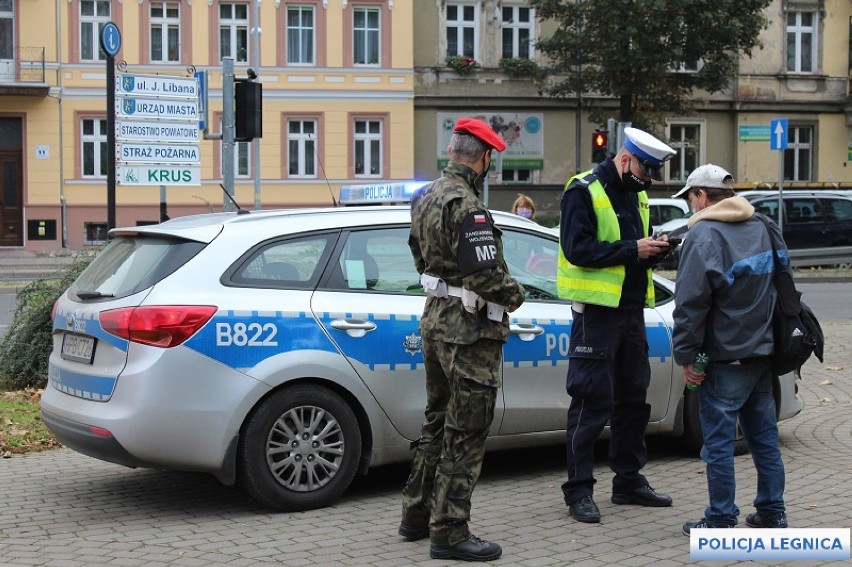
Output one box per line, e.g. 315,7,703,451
756,214,825,375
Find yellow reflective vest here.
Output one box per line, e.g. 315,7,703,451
557,171,655,308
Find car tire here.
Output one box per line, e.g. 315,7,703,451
682,388,749,456
239,384,362,511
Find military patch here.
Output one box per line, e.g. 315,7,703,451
458,210,498,277
403,333,422,355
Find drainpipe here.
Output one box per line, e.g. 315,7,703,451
56,0,67,248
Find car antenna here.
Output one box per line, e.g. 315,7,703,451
219,184,250,215
310,134,338,207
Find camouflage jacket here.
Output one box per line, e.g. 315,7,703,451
409,161,525,344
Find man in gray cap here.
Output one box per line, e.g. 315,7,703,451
557,127,676,523
672,164,790,535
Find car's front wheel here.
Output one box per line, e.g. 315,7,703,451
239,384,362,511
682,388,749,456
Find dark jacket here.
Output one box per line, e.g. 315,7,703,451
559,156,655,310
672,196,788,366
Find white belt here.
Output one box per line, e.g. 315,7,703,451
421,274,505,322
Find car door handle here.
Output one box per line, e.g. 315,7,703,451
509,323,544,341
330,319,377,338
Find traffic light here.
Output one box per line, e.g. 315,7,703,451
235,76,262,142
592,129,608,163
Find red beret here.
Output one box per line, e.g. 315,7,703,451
454,117,507,152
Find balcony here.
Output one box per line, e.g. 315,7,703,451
0,47,49,96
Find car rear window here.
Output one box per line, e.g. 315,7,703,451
69,235,206,300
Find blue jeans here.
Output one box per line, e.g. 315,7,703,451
698,358,785,526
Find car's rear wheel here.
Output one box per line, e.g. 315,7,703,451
239,384,362,511
682,388,749,456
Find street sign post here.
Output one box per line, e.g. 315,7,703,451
114,73,202,187
100,21,121,230
770,118,788,231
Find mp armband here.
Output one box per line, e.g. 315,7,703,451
457,210,498,277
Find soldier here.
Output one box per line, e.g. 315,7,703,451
399,117,526,562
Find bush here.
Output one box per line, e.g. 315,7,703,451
0,254,96,390
445,55,479,75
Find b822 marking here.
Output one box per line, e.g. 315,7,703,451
216,322,279,347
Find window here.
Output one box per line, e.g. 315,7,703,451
150,1,180,63
446,2,478,58
784,126,812,181
84,222,109,245
233,235,335,289
329,228,420,293
79,0,110,61
81,118,107,178
501,169,532,184
501,5,533,59
220,3,249,63
786,10,817,73
667,123,701,183
286,5,314,64
353,7,380,65
353,119,382,177
287,119,317,178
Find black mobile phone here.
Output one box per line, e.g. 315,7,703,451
668,237,683,247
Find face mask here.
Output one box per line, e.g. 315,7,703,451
622,162,652,193
516,207,533,219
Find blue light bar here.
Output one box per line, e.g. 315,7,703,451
339,181,429,205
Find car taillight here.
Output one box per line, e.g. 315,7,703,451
99,306,217,348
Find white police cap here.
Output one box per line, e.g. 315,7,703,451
623,127,676,181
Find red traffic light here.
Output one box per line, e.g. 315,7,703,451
591,130,608,163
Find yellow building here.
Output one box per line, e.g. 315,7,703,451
1,0,414,250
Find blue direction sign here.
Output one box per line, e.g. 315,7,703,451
770,118,788,151
100,22,121,58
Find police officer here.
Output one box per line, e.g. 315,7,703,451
558,127,676,523
399,117,525,562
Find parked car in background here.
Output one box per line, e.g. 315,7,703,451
648,198,690,233
657,190,852,267
41,207,803,512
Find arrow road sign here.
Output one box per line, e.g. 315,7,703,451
770,118,788,151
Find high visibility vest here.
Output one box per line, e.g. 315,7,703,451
557,171,655,308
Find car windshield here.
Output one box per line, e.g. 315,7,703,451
69,235,206,300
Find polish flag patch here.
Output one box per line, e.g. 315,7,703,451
474,213,487,223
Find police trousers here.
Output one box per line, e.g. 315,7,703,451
561,305,652,506
400,337,501,547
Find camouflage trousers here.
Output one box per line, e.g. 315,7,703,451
400,337,502,547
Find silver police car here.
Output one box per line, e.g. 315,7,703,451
42,205,803,511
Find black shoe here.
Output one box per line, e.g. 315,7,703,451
612,484,673,507
746,512,788,528
429,534,502,561
398,521,429,541
569,495,601,523
682,518,735,536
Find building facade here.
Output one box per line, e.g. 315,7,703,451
1,0,414,250
2,0,851,250
412,0,852,219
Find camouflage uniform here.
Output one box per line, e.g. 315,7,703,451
401,161,525,547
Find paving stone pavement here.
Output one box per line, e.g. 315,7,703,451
1,323,850,566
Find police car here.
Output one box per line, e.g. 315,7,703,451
42,202,803,512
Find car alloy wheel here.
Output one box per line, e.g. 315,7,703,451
239,384,362,511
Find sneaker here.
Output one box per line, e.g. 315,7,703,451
746,512,788,528
429,534,502,561
612,484,673,507
568,495,601,523
682,518,735,536
398,521,429,541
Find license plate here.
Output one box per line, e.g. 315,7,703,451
61,333,97,364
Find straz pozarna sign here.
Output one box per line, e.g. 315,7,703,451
115,73,202,186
